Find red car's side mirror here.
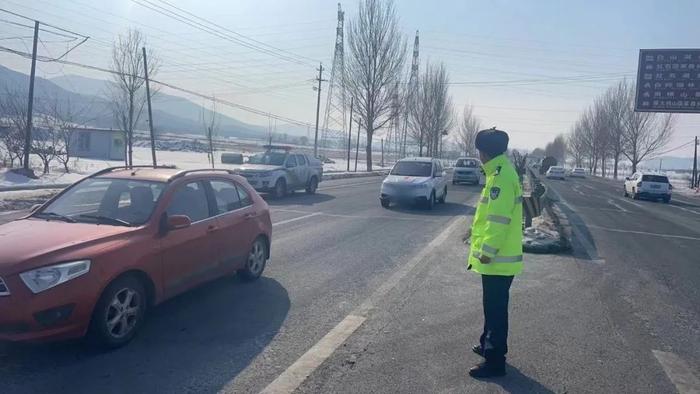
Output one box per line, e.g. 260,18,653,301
167,215,191,230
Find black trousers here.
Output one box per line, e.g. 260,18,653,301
479,274,514,366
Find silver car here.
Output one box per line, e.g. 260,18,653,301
380,157,448,209
452,157,483,185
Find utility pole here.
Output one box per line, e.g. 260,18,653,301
693,136,698,188
313,63,324,158
142,47,157,167
347,97,353,172
354,119,361,172
23,21,39,171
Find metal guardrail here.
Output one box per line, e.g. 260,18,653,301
523,167,546,227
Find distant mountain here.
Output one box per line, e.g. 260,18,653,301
640,156,695,170
0,65,277,138
49,73,270,138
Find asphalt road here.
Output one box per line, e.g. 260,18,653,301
541,175,700,385
0,176,480,393
1,174,699,393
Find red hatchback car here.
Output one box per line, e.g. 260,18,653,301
0,167,272,347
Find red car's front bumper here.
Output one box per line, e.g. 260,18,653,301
0,274,99,342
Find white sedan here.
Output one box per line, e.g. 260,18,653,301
380,157,448,210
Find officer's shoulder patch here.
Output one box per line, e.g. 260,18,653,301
490,187,501,200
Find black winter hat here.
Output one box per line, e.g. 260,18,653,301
475,127,509,157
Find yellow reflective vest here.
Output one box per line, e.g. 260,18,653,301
468,154,523,276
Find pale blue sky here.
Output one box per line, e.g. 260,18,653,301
1,0,699,153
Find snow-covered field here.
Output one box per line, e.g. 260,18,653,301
1,146,391,189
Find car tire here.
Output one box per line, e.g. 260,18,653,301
623,187,628,197
426,191,435,210
306,176,318,194
380,198,390,208
438,186,447,203
273,179,287,199
632,189,640,200
89,275,147,349
239,237,268,281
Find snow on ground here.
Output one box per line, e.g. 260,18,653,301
1,146,390,189
0,189,61,211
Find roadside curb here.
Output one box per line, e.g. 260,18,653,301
523,169,571,254
0,183,71,192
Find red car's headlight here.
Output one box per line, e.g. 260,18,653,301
19,260,91,294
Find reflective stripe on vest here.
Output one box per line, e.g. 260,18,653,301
487,214,512,224
482,244,498,255
472,251,522,263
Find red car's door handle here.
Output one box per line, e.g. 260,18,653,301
244,212,257,220
207,225,218,232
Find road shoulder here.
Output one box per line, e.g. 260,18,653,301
296,227,675,393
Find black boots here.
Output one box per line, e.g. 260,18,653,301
469,361,506,378
472,344,484,357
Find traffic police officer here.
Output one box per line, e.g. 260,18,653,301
466,128,523,378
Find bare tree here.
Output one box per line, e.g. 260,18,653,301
544,134,567,164
201,99,219,169
346,0,406,170
109,29,159,167
409,62,454,157
621,85,675,173
0,88,29,168
43,96,90,173
603,80,628,178
566,122,587,168
456,104,480,156
511,149,528,178
31,116,60,174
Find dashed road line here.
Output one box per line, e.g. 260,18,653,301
317,180,381,191
607,199,628,212
260,206,472,394
652,350,700,394
587,224,700,241
272,212,322,227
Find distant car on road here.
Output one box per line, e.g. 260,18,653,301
380,157,448,209
624,172,672,203
0,166,272,347
569,167,586,178
232,145,323,198
546,166,566,180
452,157,483,185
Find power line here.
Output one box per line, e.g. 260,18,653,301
153,0,321,64
0,8,89,39
0,45,337,131
130,0,316,67
653,140,695,157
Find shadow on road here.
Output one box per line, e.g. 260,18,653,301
481,365,555,394
386,202,476,217
263,192,335,206
0,276,290,393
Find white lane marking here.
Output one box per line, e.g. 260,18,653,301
317,180,381,191
580,183,596,191
615,197,644,209
607,199,628,212
0,209,25,216
272,212,322,227
668,203,700,216
587,224,700,241
260,315,367,394
260,207,472,394
271,208,313,214
652,350,700,394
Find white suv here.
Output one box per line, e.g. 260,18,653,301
546,166,566,180
380,157,448,209
624,172,672,203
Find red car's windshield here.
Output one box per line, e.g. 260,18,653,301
37,178,166,226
